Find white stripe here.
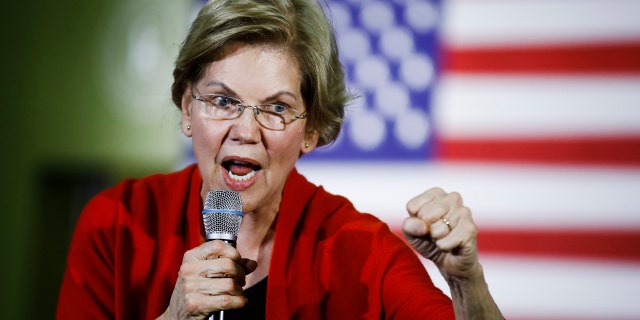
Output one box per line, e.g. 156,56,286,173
432,74,640,138
424,255,640,319
441,0,640,48
296,162,640,229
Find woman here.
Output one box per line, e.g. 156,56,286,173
57,0,503,319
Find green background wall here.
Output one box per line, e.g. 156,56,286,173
1,1,190,317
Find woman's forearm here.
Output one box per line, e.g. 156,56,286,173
445,264,504,320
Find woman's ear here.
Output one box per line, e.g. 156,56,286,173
181,84,193,137
300,129,319,155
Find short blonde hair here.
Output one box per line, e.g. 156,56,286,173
171,0,350,146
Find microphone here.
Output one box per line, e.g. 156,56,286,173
202,190,244,320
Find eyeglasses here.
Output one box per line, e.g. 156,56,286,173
191,89,308,131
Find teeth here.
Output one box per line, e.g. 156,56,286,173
228,169,256,181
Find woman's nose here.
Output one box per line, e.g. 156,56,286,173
229,106,262,142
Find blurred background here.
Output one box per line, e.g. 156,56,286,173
0,0,189,317
2,0,639,319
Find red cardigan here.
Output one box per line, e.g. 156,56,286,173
57,164,454,319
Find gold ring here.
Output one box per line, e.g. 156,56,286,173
442,217,452,231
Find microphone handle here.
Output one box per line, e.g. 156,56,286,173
207,238,237,320
209,311,225,320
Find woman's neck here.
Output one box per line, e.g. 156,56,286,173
237,207,277,251
236,207,278,288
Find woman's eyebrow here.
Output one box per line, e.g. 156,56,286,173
203,81,239,97
204,80,298,103
264,91,298,103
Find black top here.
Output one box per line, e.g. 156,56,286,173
225,276,267,319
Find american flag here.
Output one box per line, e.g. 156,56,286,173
296,0,640,319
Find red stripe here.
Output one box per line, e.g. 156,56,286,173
434,136,640,166
392,227,640,262
442,42,640,74
476,228,640,262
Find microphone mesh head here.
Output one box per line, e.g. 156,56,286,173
203,190,243,242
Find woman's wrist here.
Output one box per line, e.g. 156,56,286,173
443,263,504,320
440,258,484,283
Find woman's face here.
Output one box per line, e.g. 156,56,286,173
181,43,318,213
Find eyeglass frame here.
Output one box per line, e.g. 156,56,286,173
190,88,308,131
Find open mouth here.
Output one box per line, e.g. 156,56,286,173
222,159,262,181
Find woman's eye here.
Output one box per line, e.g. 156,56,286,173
270,104,288,114
212,95,233,107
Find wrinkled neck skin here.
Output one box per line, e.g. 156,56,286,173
236,202,278,289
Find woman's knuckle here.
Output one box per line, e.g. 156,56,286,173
218,295,234,309
444,191,462,204
210,240,226,251
428,186,445,195
182,250,193,263
178,263,194,277
183,293,200,312
182,280,196,293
